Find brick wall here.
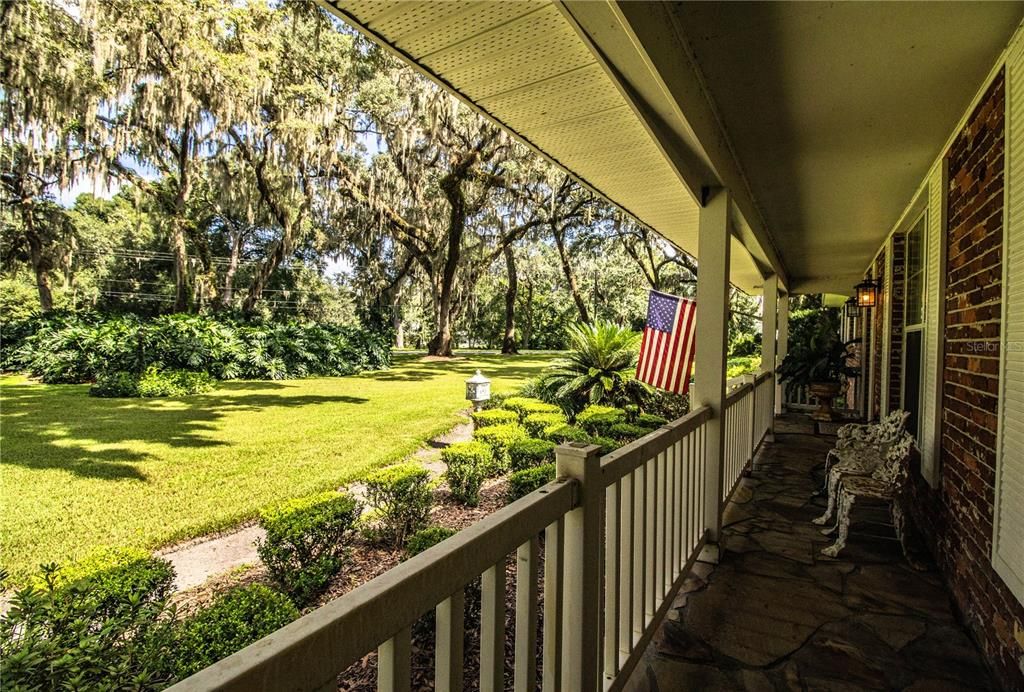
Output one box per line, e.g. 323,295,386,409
889,234,906,412
904,69,1024,691
871,252,886,419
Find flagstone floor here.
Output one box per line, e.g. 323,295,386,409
624,415,995,691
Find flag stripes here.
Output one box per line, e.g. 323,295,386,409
636,291,697,395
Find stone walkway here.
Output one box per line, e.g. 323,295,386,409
626,415,995,691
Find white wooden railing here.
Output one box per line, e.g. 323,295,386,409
170,373,775,692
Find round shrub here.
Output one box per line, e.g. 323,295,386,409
507,463,556,502
363,464,434,547
89,370,140,397
441,441,493,506
524,411,567,437
257,491,361,605
473,423,528,471
637,413,669,427
405,526,458,559
590,436,620,455
575,404,626,434
471,408,518,428
608,423,655,441
508,438,556,471
46,547,175,616
542,423,590,444
173,584,299,678
502,396,561,417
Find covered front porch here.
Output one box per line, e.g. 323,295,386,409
629,416,994,691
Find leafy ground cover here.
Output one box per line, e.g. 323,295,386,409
0,352,556,582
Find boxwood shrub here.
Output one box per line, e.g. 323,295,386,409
364,464,434,547
608,423,655,441
508,438,556,471
637,413,669,427
404,526,458,558
256,491,360,604
575,404,627,434
441,441,493,506
501,396,561,417
542,423,591,444
173,584,299,678
507,463,556,502
471,408,519,428
473,423,528,471
590,436,620,455
523,411,567,437
45,546,176,616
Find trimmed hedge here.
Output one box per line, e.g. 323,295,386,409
501,396,561,417
441,441,493,506
542,423,590,444
636,413,669,427
523,411,567,437
44,547,175,615
364,464,434,547
575,404,626,433
507,464,556,502
473,423,528,471
471,408,519,428
405,526,458,558
608,423,655,441
508,438,556,471
92,365,215,398
256,491,360,604
590,436,620,455
173,584,298,678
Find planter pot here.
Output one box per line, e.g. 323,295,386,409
808,381,843,422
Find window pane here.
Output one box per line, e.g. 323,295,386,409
905,215,925,326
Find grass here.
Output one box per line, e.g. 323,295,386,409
0,351,556,583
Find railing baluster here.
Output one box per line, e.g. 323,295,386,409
645,456,656,621
377,628,411,692
515,538,539,692
542,517,564,692
632,465,644,640
619,472,633,659
656,450,666,600
603,483,620,679
435,593,464,692
481,562,506,692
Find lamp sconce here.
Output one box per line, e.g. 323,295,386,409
854,278,880,308
844,296,859,318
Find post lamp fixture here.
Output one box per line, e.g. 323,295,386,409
844,296,859,318
854,278,879,308
465,370,491,412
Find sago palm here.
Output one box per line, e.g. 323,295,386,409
540,321,650,412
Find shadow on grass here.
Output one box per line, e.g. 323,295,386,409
0,380,369,481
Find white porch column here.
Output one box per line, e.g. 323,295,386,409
694,188,730,550
761,275,778,439
775,293,789,414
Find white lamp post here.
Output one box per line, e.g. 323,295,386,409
465,370,491,412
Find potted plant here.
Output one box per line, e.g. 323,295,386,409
777,309,859,421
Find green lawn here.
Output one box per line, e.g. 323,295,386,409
0,352,556,582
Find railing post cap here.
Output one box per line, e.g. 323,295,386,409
554,442,602,460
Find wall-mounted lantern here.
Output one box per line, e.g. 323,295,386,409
465,370,491,411
844,296,859,318
854,278,879,308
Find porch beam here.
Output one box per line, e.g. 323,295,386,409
761,275,778,439
775,293,789,414
693,187,731,549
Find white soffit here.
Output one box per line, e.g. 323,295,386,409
323,0,768,292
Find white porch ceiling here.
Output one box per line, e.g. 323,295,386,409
323,0,769,292
324,1,1024,295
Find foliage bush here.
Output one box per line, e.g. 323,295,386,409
575,404,627,433
91,365,215,398
3,311,392,385
441,441,493,506
473,423,528,471
363,464,434,547
1,556,177,690
726,355,762,380
523,411,567,437
470,408,518,428
173,584,299,678
608,423,654,441
542,423,590,444
256,491,360,604
404,526,458,559
644,390,690,421
636,413,668,428
590,436,620,455
508,437,556,471
729,332,761,358
501,396,561,417
506,463,556,502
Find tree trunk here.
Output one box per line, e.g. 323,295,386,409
171,125,195,313
428,165,472,357
553,224,590,323
502,244,518,354
22,204,53,312
243,220,293,313
392,294,405,349
219,227,244,310
523,280,534,350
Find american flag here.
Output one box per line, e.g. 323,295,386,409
636,290,697,394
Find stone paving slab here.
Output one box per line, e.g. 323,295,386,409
628,415,996,691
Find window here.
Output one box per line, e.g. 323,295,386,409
903,214,926,437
